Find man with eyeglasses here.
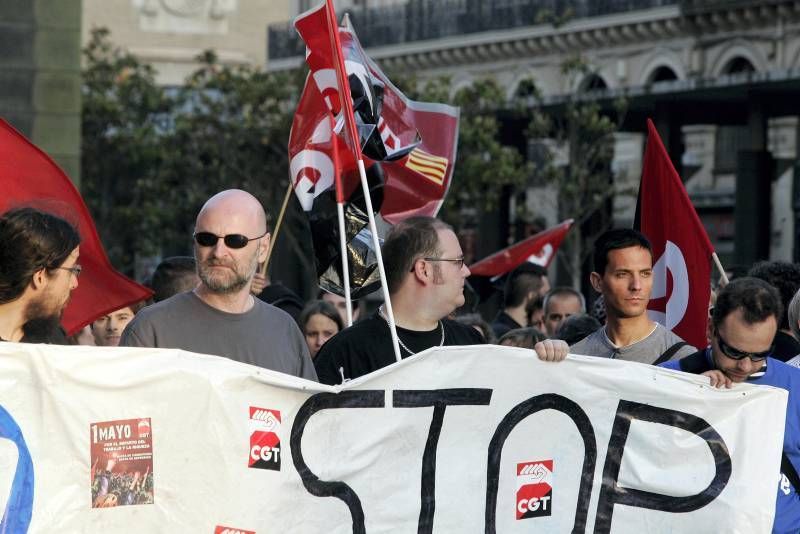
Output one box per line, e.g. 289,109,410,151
660,277,800,533
0,207,81,343
121,189,317,380
314,216,567,385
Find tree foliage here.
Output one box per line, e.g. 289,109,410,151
81,28,309,277
398,75,531,228
82,29,622,293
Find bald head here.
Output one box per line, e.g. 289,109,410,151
196,189,267,234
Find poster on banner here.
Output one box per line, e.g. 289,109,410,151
0,343,787,533
90,417,154,508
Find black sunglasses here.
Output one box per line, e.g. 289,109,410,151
716,332,772,362
193,231,267,249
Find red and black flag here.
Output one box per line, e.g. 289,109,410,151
289,1,460,297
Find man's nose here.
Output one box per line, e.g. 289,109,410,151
630,274,642,290
211,239,228,256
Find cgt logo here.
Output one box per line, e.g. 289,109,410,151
214,526,256,534
248,407,281,471
214,525,256,534
516,460,553,520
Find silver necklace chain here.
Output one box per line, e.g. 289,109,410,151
378,305,445,356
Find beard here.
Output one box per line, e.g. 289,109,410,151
197,253,258,294
25,289,68,323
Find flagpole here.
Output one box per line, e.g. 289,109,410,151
712,252,729,286
261,181,294,276
325,0,401,363
336,192,354,327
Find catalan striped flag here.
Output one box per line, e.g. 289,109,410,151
404,148,449,186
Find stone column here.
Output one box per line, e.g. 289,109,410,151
0,0,82,184
734,100,771,265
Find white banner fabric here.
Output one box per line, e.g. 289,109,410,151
0,343,787,533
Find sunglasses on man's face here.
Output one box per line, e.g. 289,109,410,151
716,332,772,362
193,231,267,249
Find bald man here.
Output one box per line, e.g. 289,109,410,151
121,190,317,380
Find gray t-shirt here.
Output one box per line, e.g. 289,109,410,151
120,291,317,381
569,323,696,364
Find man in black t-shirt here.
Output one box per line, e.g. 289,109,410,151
314,216,566,385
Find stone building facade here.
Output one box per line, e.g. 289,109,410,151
268,0,800,267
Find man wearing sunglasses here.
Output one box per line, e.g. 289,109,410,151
314,216,567,385
0,207,81,343
661,277,800,533
121,190,317,381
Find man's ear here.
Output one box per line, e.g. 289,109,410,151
257,233,271,264
706,318,714,343
589,271,603,293
31,268,48,291
411,259,428,284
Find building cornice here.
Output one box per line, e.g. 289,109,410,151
267,1,800,73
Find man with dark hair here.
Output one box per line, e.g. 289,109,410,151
570,228,695,363
121,190,316,380
543,286,585,337
554,314,601,345
0,207,81,342
314,216,567,385
660,277,800,532
490,262,550,338
319,289,360,324
149,256,199,302
251,271,305,323
748,261,800,361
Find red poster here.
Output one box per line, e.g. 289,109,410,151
90,418,154,508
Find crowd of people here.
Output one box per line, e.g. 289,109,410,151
3,189,800,531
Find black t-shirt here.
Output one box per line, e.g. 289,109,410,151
772,331,800,363
314,310,485,385
490,311,523,339
256,283,304,324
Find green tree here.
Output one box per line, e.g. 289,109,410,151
398,75,531,230
81,29,312,282
81,27,172,271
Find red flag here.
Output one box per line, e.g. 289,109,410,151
469,220,573,277
0,120,152,335
291,1,459,222
637,119,713,349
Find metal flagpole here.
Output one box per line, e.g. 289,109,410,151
325,0,401,362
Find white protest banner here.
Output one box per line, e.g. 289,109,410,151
0,343,786,533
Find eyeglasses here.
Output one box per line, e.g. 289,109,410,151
409,257,465,272
715,332,772,362
194,231,267,249
56,265,82,277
